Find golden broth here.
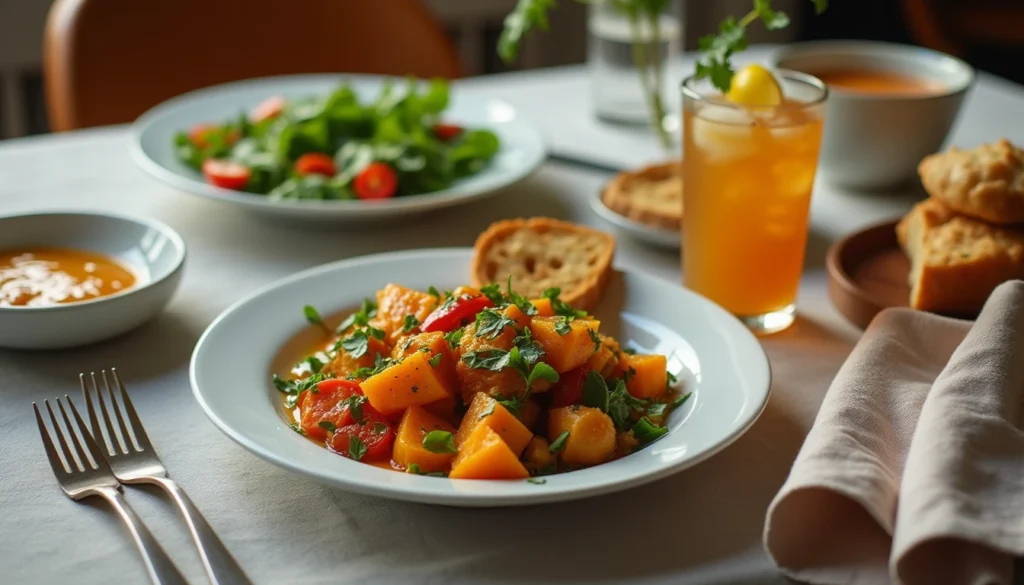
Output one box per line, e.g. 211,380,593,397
813,69,943,96
0,247,137,307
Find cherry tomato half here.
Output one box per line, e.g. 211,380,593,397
421,295,494,333
188,124,239,150
353,162,398,200
551,366,589,407
201,158,251,190
433,122,464,142
294,153,337,177
329,411,394,462
297,379,365,442
250,95,286,123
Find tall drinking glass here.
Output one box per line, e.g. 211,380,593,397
681,71,827,334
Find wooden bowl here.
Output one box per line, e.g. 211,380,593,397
826,219,911,329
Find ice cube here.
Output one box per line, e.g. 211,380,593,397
689,114,754,163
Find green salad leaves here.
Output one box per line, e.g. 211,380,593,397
174,78,501,200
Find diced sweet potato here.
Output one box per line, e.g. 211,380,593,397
370,284,438,345
392,331,457,393
547,406,616,466
624,354,668,399
503,304,531,330
585,334,621,379
521,436,553,474
528,317,601,373
455,322,526,402
324,334,390,379
392,405,457,473
361,351,451,416
531,297,556,317
449,425,529,480
455,392,532,456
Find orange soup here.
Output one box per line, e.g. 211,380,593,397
813,69,943,96
0,247,136,307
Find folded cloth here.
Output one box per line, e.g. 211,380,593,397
764,280,1024,585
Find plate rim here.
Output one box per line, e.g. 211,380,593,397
129,73,547,214
590,191,681,249
190,247,771,506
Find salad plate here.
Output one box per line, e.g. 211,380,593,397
590,193,681,250
131,75,546,225
190,248,771,506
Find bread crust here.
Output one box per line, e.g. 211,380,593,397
470,218,615,311
918,139,1024,225
601,161,682,230
897,198,1024,314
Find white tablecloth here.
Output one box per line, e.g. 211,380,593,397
1,46,1022,584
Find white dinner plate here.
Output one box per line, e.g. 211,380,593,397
591,193,681,250
131,75,546,225
190,249,770,507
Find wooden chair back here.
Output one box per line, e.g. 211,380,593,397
44,0,461,131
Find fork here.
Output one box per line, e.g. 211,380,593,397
34,397,188,585
82,369,252,585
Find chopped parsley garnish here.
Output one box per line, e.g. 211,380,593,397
402,314,420,332
582,370,610,412
671,392,692,410
427,286,441,300
304,305,329,333
406,463,448,477
348,436,368,461
318,420,337,433
474,309,516,339
289,422,306,436
348,353,392,380
338,326,385,358
647,402,668,417
526,477,547,485
554,317,572,336
549,431,569,453
623,347,637,355
542,287,587,319
588,329,602,353
444,328,464,349
480,283,504,305
461,349,511,371
632,417,669,445
428,353,443,368
422,430,458,454
341,395,367,422
336,299,377,334
298,355,324,375
505,276,537,316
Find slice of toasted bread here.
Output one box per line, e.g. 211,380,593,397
897,197,1024,314
471,218,615,311
601,161,683,230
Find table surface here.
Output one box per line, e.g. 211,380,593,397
2,45,1022,585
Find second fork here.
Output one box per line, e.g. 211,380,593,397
82,369,252,585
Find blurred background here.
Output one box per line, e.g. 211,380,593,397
1,0,1020,139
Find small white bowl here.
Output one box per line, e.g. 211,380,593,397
772,41,975,190
0,211,186,350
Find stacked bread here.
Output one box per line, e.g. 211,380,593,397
897,139,1024,314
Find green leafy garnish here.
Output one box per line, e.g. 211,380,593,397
402,314,420,332
428,286,441,300
527,362,559,390
406,463,448,477
542,287,588,319
479,283,504,305
474,309,516,339
588,328,602,353
582,370,610,412
526,477,547,485
428,353,443,368
671,392,692,409
695,0,829,91
341,395,367,422
549,430,570,453
632,417,669,445
348,353,392,380
461,349,511,371
298,355,324,375
304,305,329,333
338,327,384,358
336,299,377,334
289,422,306,436
348,436,368,461
554,317,572,336
318,420,337,433
422,430,458,454
647,402,667,417
506,276,537,316
444,328,464,349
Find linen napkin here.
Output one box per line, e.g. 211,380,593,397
764,280,1024,585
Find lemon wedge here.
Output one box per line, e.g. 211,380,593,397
726,64,783,107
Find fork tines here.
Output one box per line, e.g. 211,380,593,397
34,396,114,480
81,369,153,457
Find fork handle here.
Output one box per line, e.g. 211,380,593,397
94,486,189,585
146,476,253,585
